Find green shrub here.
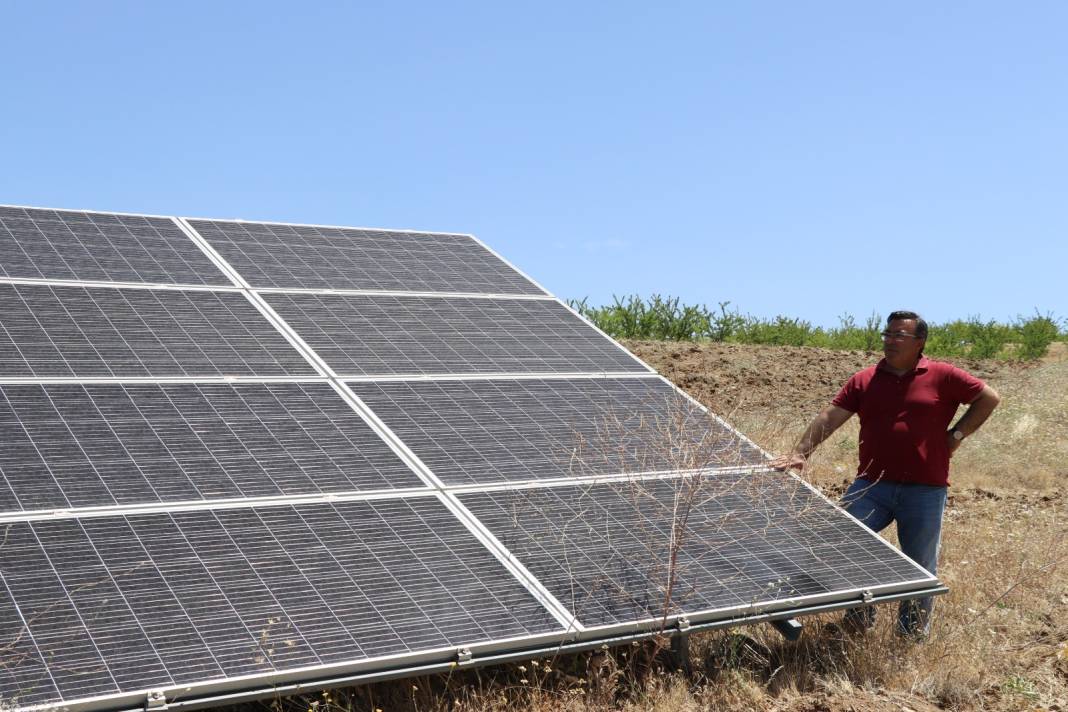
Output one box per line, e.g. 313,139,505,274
732,315,816,347
709,301,746,341
568,295,713,340
569,296,1059,361
1014,311,1060,360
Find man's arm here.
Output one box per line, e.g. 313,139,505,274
769,404,854,470
947,384,1001,456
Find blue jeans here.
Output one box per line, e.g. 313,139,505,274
840,478,947,636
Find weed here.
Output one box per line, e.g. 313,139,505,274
1001,674,1039,699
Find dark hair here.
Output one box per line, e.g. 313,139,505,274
887,310,928,340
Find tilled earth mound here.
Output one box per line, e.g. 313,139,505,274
625,340,1025,427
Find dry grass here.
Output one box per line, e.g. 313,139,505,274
245,354,1067,712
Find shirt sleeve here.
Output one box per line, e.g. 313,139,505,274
944,365,986,404
831,373,861,412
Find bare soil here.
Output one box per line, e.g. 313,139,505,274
624,340,1028,428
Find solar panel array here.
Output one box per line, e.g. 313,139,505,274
0,206,941,712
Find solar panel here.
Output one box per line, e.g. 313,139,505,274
0,206,229,286
0,283,315,377
187,218,545,294
0,498,563,708
0,382,424,513
265,293,648,376
458,475,933,628
0,205,944,712
349,377,766,486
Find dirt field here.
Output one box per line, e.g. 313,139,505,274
259,343,1067,712
625,340,1024,429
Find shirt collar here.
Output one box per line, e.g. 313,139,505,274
876,355,930,374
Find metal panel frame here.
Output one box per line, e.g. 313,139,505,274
0,376,330,385
0,277,242,292
342,371,658,383
254,287,556,301
0,487,437,524
0,203,175,222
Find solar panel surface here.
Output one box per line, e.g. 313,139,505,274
458,476,931,627
265,293,647,376
349,377,767,485
0,498,563,708
0,383,423,512
0,207,229,286
188,218,545,294
0,284,315,377
0,205,943,712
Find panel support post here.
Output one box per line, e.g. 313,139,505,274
670,618,691,674
770,617,803,641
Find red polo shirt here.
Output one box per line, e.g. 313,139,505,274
831,356,985,487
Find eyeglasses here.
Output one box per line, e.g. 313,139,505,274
881,331,921,341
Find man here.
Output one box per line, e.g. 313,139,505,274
770,310,1000,638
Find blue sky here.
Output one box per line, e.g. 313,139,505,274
2,2,1065,326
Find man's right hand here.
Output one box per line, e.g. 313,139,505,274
768,453,807,471
769,405,852,473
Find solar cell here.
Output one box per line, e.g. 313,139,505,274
0,498,563,708
349,377,766,486
265,293,647,376
458,475,934,628
186,218,545,294
0,382,423,513
0,284,315,378
0,206,229,286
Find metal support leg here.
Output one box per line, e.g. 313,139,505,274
671,618,691,674
770,618,803,641
670,633,690,674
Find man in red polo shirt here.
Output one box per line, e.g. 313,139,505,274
771,310,1000,638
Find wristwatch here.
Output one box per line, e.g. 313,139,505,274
950,428,965,441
